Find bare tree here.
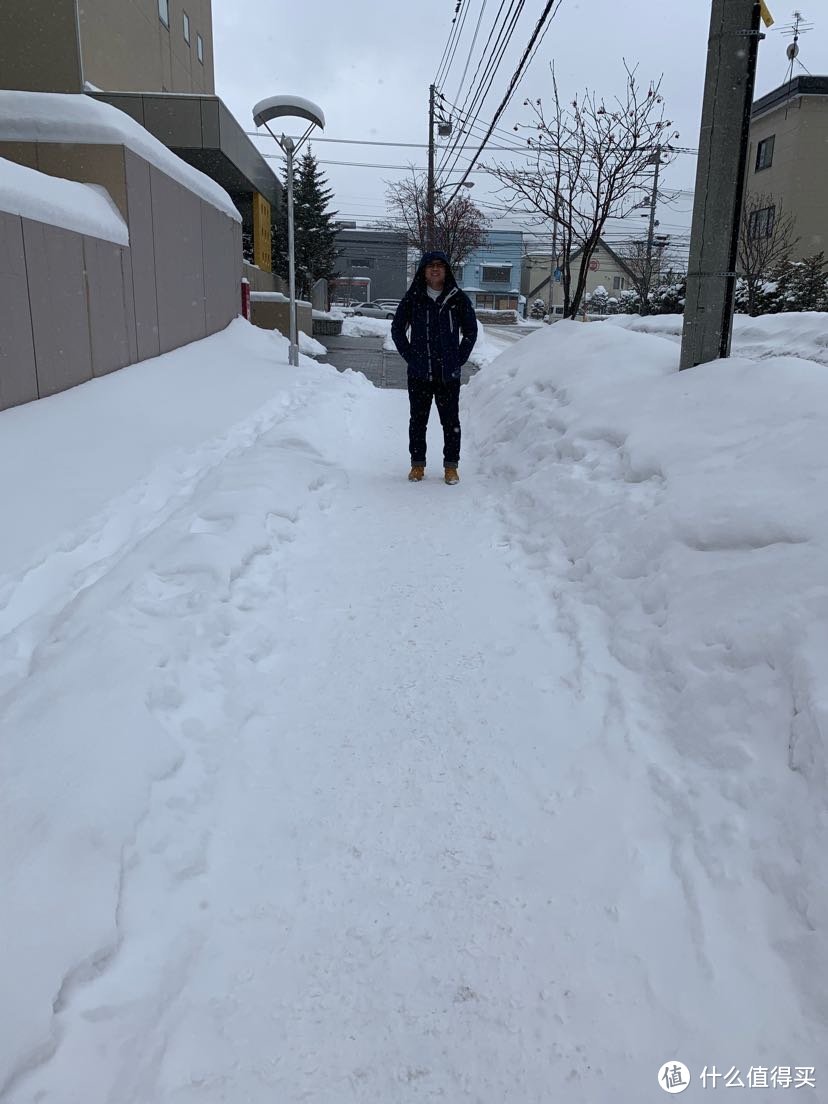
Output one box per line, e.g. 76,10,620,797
738,193,798,316
384,172,489,270
613,237,670,310
489,64,677,318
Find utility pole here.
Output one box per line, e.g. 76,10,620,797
642,147,662,314
547,166,561,313
680,0,770,370
426,83,436,250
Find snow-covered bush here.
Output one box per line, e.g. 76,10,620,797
586,285,609,314
735,253,827,315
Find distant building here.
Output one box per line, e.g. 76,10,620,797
334,226,408,301
746,75,828,259
522,238,636,315
456,228,524,311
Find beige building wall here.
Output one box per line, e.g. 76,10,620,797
0,0,214,96
746,95,828,259
79,0,215,94
0,143,240,411
0,0,83,92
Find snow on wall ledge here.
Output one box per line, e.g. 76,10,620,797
0,156,129,245
0,91,241,223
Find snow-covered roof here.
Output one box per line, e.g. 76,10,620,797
0,156,129,245
0,91,241,223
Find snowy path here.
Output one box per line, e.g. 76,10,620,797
2,346,821,1101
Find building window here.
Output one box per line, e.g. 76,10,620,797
755,135,775,171
481,264,511,283
183,11,190,42
749,204,776,239
158,0,169,27
197,33,204,63
350,257,374,269
455,266,464,285
613,276,626,291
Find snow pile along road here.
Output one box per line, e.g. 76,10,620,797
607,309,828,367
467,317,828,1073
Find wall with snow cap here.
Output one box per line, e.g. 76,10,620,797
0,92,240,223
0,146,242,411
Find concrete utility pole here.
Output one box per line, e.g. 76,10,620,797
426,83,436,251
680,0,768,370
643,147,662,313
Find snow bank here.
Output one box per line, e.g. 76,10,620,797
467,320,828,1053
607,311,828,366
0,320,359,634
297,330,326,357
342,316,392,340
0,91,240,222
0,322,374,1094
0,157,129,245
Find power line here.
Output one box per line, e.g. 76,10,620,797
434,0,468,88
453,0,490,106
437,0,526,179
444,0,566,204
440,0,474,91
246,130,528,151
436,0,523,175
258,151,496,173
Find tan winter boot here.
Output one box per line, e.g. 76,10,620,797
444,467,460,485
408,464,425,482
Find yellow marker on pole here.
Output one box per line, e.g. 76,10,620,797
759,1,774,28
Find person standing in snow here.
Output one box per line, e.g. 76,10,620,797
391,251,478,484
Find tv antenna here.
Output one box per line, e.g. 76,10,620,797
778,11,814,116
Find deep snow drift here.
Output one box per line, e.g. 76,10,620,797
1,315,825,1102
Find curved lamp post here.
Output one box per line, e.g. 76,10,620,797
252,94,325,367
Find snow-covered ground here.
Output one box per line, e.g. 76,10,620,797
1,315,825,1102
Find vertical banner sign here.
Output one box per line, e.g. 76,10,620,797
253,192,272,273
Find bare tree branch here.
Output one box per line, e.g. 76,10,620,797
737,193,798,316
382,170,490,271
489,62,678,318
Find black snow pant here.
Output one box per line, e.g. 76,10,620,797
408,376,461,467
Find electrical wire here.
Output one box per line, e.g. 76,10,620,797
436,0,522,174
453,0,490,106
443,0,565,202
435,0,469,88
437,0,526,179
439,0,474,93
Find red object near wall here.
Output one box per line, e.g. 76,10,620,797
241,278,251,320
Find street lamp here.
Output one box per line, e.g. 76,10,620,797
434,181,475,194
252,94,325,367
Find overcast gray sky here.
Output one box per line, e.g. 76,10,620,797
212,0,826,248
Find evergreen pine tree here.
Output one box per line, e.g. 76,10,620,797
271,148,339,300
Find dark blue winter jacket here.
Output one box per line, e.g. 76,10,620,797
391,251,478,383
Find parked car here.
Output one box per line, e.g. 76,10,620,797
352,301,397,320
374,298,401,310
